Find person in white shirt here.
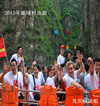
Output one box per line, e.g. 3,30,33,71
45,62,61,91
84,63,90,91
61,49,71,75
38,71,45,86
22,57,41,105
57,45,66,91
0,61,8,83
32,61,37,69
42,66,48,82
45,65,56,86
57,45,65,65
60,51,86,91
10,46,22,68
86,57,100,90
32,61,45,86
4,59,23,98
27,67,31,74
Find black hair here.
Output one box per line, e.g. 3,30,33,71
84,63,90,72
42,66,46,70
94,57,100,63
24,62,27,67
64,49,71,59
47,65,53,76
33,64,40,71
17,46,22,51
76,46,84,54
27,67,30,70
11,58,17,65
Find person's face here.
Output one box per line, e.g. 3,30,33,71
94,62,100,73
66,64,74,77
60,48,65,56
24,67,27,72
43,66,47,74
33,66,39,77
17,48,22,56
27,69,31,74
67,53,71,59
11,61,17,72
49,67,54,77
32,61,36,69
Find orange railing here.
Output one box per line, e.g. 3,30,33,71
0,85,100,106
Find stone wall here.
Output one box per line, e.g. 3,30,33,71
79,0,100,59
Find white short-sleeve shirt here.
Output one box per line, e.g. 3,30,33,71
4,71,23,96
84,70,99,90
84,74,91,89
28,74,41,101
57,54,65,65
45,76,55,86
64,71,78,87
38,72,45,86
10,54,21,67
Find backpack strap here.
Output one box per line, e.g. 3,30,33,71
32,74,35,90
15,72,18,87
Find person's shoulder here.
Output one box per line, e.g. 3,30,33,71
17,71,23,76
93,70,98,78
4,71,12,78
6,71,12,75
38,72,43,76
74,70,77,73
35,78,41,83
64,73,68,77
57,54,61,58
85,74,90,79
74,70,78,75
66,74,73,81
38,72,42,75
29,74,33,77
27,74,33,80
46,77,53,85
47,77,52,81
11,53,17,57
17,71,22,74
64,74,69,81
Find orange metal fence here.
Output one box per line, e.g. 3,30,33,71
0,85,100,106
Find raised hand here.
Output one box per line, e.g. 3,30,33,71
59,65,62,72
19,56,24,63
87,57,94,75
76,51,82,64
54,60,58,71
3,61,8,73
87,57,93,66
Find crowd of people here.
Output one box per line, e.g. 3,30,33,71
0,45,100,106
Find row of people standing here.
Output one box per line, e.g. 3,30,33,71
57,45,100,92
0,46,59,106
0,45,100,106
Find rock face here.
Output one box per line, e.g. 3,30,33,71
79,0,100,58
0,0,99,69
60,0,84,51
0,0,84,68
0,0,64,67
